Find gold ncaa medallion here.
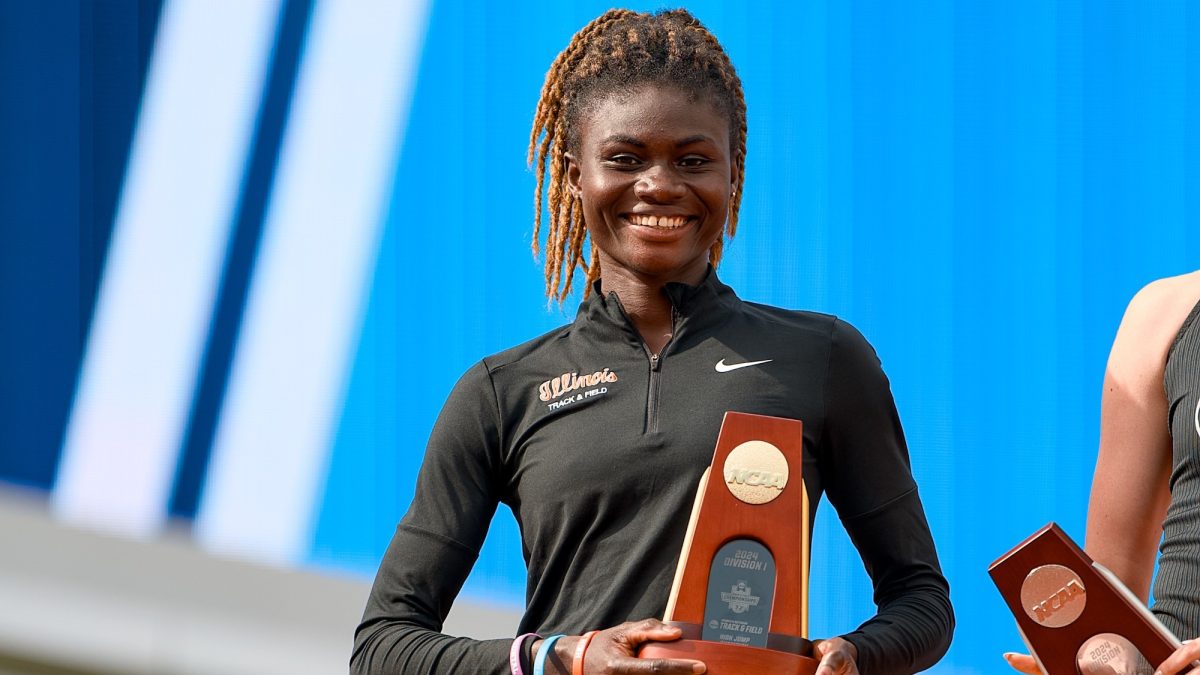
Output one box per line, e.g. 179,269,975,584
722,440,789,505
1020,564,1087,628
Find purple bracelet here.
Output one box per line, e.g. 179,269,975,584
510,632,540,675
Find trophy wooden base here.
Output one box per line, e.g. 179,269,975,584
639,640,819,675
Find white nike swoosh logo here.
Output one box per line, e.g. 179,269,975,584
715,358,773,373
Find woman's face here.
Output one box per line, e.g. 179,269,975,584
566,83,735,287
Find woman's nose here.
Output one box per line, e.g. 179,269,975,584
634,164,686,202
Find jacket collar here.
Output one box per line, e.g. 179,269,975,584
573,267,741,347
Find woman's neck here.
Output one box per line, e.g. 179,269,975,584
598,265,705,356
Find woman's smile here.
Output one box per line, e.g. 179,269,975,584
625,213,692,229
623,213,698,243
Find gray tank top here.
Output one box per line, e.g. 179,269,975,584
1153,297,1200,639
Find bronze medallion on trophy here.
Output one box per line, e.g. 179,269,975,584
639,411,819,674
990,523,1186,675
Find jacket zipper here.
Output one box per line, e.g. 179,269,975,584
644,309,678,434
646,352,662,433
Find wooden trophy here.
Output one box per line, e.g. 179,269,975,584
989,523,1184,675
639,411,819,674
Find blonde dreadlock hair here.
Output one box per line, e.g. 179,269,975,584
529,8,748,302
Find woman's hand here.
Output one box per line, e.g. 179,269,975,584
537,619,704,674
813,637,859,675
1155,639,1200,675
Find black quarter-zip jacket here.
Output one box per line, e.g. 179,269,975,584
352,271,954,674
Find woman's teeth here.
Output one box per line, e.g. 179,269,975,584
628,214,689,229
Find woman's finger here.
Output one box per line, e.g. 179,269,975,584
1002,651,1041,674
609,656,704,674
1154,638,1200,675
608,619,684,650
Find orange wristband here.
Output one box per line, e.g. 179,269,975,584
572,631,598,675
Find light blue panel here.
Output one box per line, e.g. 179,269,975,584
1192,2,1200,259
1192,2,1200,258
949,1,1067,668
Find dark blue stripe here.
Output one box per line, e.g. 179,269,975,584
168,0,316,520
0,1,162,490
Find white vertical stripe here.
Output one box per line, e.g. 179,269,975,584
53,0,282,537
195,0,430,564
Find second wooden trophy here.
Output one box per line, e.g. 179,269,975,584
638,411,818,674
990,523,1184,675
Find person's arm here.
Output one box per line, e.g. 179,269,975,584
1084,280,1179,600
1087,277,1200,675
350,362,512,674
820,319,955,675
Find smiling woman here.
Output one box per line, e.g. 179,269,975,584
351,9,953,675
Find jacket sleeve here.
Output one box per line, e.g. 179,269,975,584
350,361,514,675
820,319,955,674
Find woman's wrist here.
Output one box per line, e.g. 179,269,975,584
814,635,861,674
572,630,599,675
532,634,566,675
530,635,582,675
840,636,858,662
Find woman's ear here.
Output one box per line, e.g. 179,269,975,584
565,152,582,198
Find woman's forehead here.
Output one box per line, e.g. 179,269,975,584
579,84,730,145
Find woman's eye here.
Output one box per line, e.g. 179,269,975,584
607,155,640,166
679,156,710,168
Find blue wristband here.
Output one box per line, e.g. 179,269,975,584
533,634,566,675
